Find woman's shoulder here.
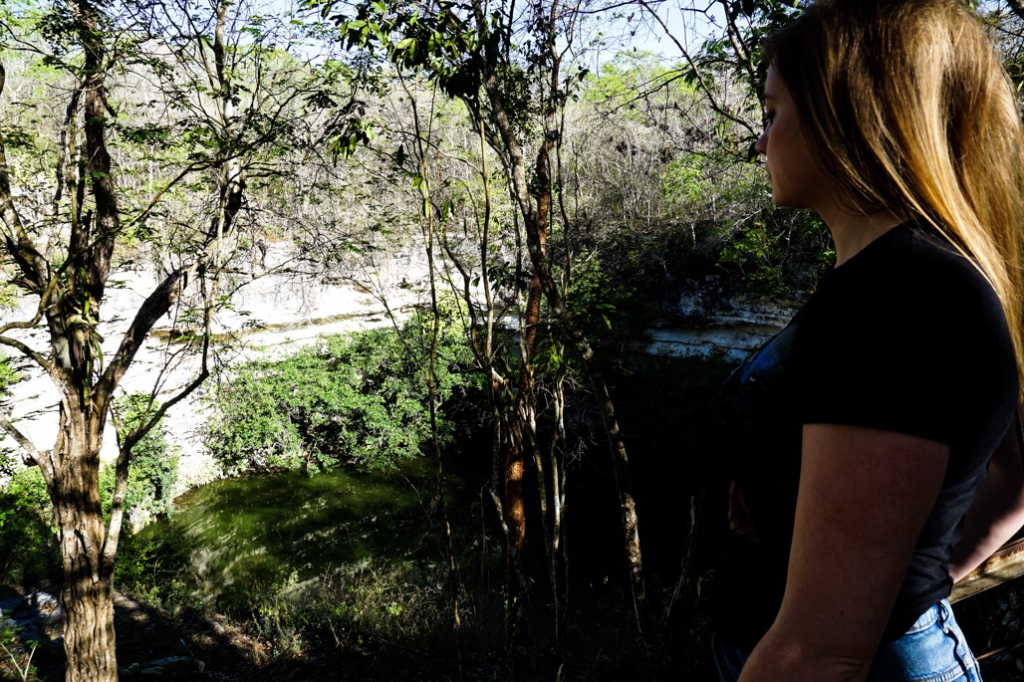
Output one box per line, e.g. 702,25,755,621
792,221,1015,446
816,221,1004,323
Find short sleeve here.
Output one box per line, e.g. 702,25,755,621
793,255,1014,448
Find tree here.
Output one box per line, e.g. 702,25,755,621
0,1,355,678
318,0,656,671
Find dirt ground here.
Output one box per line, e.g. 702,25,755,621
3,585,501,681
5,582,1024,681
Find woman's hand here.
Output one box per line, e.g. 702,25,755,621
738,424,949,682
729,479,760,545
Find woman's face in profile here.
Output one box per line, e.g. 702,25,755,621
756,65,828,210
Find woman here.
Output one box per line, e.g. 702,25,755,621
711,1,1024,680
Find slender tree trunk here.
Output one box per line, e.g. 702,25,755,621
502,417,527,665
523,130,569,644
478,28,652,646
212,0,246,244
406,91,465,676
663,493,705,665
475,45,651,651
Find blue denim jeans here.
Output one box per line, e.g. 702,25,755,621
713,600,982,682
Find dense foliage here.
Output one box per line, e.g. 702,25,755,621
0,468,60,586
204,314,484,474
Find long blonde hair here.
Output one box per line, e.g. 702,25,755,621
765,0,1024,396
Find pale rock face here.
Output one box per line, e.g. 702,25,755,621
1,243,430,490
2,242,791,488
650,294,795,361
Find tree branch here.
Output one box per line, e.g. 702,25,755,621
0,412,43,467
635,0,757,137
78,11,119,307
719,0,758,97
0,62,49,294
0,277,60,337
101,331,210,571
53,85,83,218
1007,0,1024,22
0,334,52,374
118,159,216,234
96,267,189,399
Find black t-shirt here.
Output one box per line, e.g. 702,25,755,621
712,221,1018,649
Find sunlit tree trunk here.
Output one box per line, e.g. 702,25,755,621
0,2,241,678
51,409,117,682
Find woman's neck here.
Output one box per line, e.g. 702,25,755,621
817,199,906,267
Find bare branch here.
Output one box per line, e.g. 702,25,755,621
718,0,758,96
53,85,83,218
101,338,210,570
118,360,208,462
0,62,49,294
0,334,52,373
635,0,757,137
0,412,43,467
96,266,189,400
0,277,59,337
118,159,216,234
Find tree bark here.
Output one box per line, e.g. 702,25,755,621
501,411,528,672
50,407,118,682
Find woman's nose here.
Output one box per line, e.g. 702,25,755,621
755,129,768,156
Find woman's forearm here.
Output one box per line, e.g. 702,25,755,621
737,627,871,682
949,475,1024,581
949,415,1024,582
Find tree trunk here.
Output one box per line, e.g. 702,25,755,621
501,414,528,668
503,427,527,590
50,409,118,682
476,17,652,644
60,532,116,682
663,494,705,665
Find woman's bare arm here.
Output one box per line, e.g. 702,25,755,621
950,411,1024,583
737,424,949,682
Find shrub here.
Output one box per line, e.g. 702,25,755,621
99,393,179,521
0,619,39,682
204,313,483,474
0,468,61,586
0,352,24,478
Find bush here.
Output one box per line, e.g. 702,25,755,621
99,393,179,521
0,468,61,586
0,352,24,478
204,313,483,475
716,208,832,300
0,619,39,681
